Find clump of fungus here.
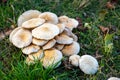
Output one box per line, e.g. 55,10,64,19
9,10,99,75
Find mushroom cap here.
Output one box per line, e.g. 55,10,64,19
54,43,64,50
69,54,80,67
71,33,78,41
32,23,59,40
61,41,80,56
43,39,56,50
41,48,63,69
55,33,73,44
22,44,40,55
18,10,41,27
25,57,35,65
39,12,58,24
22,18,45,29
57,23,65,33
58,15,69,23
32,38,48,46
63,28,73,36
9,27,21,42
65,18,79,31
79,55,99,74
108,77,120,80
11,28,32,48
28,49,43,60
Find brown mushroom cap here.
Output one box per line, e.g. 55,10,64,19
22,18,45,29
54,43,64,50
61,41,80,56
22,44,40,55
11,28,32,48
58,15,69,23
57,23,65,33
32,23,59,40
32,38,48,46
43,39,56,50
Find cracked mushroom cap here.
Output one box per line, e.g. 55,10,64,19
43,39,56,50
39,12,58,24
22,18,45,29
32,23,59,40
18,10,41,27
57,23,65,33
41,48,63,69
69,54,80,67
108,77,120,80
58,15,69,23
28,49,44,60
54,43,64,50
79,55,99,74
22,44,40,55
61,41,80,56
9,27,21,42
55,33,73,44
32,38,48,46
25,57,35,65
11,28,32,48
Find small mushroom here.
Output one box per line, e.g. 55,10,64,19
79,55,99,74
22,44,40,55
58,15,69,23
11,28,32,48
62,41,80,56
55,33,73,44
25,57,35,65
39,12,58,24
32,23,59,40
18,10,41,27
54,43,64,50
57,23,65,33
32,38,48,46
41,48,63,69
69,54,80,67
108,77,120,80
22,18,45,29
43,39,56,50
28,49,44,60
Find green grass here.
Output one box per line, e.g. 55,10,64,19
0,0,120,80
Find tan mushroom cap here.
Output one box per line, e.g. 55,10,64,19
54,44,64,50
61,41,80,56
25,57,35,65
58,15,69,23
22,18,45,29
43,39,56,50
32,23,59,40
39,12,58,24
18,10,41,27
28,49,43,60
32,38,48,46
55,33,73,44
9,27,21,42
12,28,32,48
22,44,40,55
71,33,78,41
41,48,63,69
57,23,65,33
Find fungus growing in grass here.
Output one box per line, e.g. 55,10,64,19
79,55,99,74
57,23,65,33
32,38,48,46
54,43,64,50
39,12,58,24
25,57,35,65
18,10,41,27
69,54,80,67
108,77,120,80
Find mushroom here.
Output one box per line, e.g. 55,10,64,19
57,23,65,33
55,33,73,44
71,33,78,42
11,28,32,48
32,23,59,40
41,48,63,69
18,10,41,27
22,44,40,55
32,38,48,46
79,55,99,74
58,15,69,23
69,54,80,67
39,12,58,24
108,77,120,80
43,39,56,50
61,41,80,56
54,43,64,50
28,49,44,60
25,57,35,65
22,18,45,29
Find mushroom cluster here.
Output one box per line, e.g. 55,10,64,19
9,10,80,69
